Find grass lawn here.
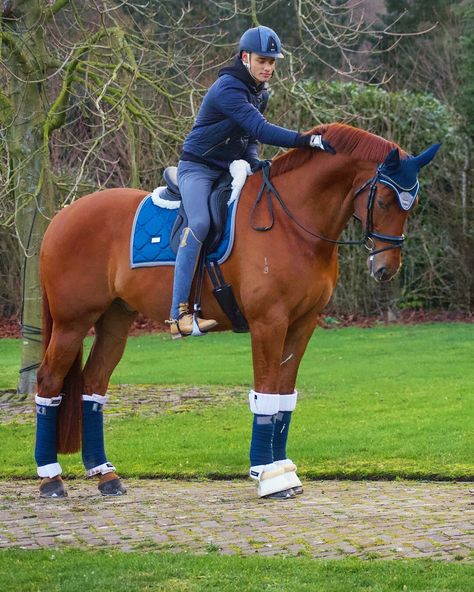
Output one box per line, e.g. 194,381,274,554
0,323,472,480
0,549,472,592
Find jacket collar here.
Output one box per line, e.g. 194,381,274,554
218,56,268,94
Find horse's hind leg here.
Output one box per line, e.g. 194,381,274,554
81,299,137,496
36,323,90,498
273,308,321,495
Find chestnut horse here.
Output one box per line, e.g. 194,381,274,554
36,123,439,498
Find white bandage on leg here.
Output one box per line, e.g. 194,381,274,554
82,393,108,404
35,395,62,407
37,462,62,478
249,462,289,497
274,458,303,490
85,462,116,478
248,390,279,415
279,390,297,411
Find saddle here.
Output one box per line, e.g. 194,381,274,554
158,166,233,254
158,165,249,334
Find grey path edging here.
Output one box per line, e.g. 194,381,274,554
1,479,472,562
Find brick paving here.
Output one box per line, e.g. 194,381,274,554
0,479,472,561
1,388,472,561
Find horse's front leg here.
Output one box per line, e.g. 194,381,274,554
273,307,322,496
248,317,294,499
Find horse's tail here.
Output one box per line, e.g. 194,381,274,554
57,344,83,454
42,289,83,454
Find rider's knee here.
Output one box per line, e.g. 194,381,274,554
189,220,210,243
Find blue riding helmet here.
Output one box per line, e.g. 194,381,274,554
239,26,284,58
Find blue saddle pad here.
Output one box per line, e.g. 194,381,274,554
130,195,238,268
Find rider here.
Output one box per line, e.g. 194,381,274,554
167,25,335,338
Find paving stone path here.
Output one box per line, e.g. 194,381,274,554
1,388,472,562
0,479,472,562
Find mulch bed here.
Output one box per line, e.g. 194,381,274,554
1,310,472,339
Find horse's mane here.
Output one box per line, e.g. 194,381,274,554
270,123,403,177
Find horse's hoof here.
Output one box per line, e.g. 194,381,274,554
262,488,295,500
39,476,68,499
98,478,126,496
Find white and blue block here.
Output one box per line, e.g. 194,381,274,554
82,394,116,477
35,394,63,478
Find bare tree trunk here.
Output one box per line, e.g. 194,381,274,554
2,2,56,393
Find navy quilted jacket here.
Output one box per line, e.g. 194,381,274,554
181,58,300,170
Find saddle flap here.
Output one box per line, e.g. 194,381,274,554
207,173,232,252
169,172,233,255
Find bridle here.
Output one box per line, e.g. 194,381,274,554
251,162,410,257
352,168,407,256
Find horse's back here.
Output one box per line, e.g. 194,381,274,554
43,188,147,245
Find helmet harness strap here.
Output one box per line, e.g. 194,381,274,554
242,52,257,83
242,52,272,84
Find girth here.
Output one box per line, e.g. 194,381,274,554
158,166,233,254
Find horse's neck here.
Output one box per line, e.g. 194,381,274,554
281,155,359,241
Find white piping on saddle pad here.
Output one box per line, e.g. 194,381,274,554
228,159,252,205
149,160,252,210
150,187,180,209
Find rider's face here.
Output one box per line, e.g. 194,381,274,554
242,52,276,82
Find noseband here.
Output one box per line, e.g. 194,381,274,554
252,162,408,257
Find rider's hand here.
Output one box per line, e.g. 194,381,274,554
250,159,272,173
296,134,336,154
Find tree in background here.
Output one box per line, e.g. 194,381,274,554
0,0,469,392
378,0,473,308
0,0,213,393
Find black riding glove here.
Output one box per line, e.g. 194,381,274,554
250,159,272,173
295,134,336,154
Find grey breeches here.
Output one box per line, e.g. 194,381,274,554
177,160,224,243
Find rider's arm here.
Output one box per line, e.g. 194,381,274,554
214,79,300,148
242,140,259,169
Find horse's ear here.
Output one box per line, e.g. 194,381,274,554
413,143,441,169
383,148,400,171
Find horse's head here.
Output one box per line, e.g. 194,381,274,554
354,143,441,282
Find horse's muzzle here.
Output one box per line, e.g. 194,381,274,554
368,254,400,282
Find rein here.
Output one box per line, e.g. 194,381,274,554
251,162,405,256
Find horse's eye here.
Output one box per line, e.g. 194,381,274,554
377,199,388,210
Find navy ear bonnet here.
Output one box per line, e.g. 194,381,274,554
378,143,441,211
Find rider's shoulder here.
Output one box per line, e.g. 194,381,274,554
214,73,248,92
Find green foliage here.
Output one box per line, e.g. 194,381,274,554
1,550,472,592
268,80,472,313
